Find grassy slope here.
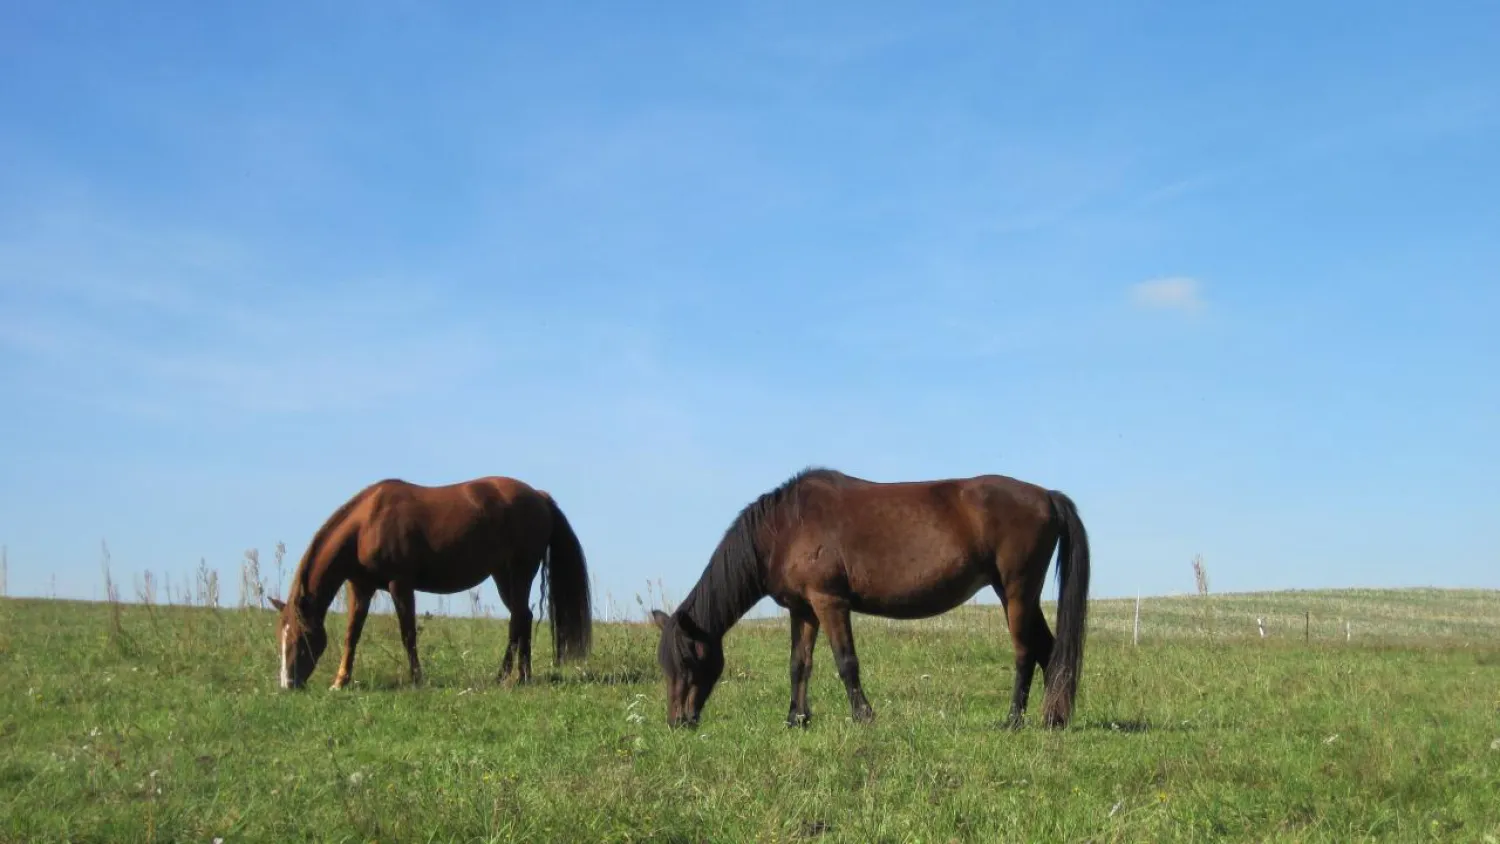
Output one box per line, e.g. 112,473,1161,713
1,589,1497,843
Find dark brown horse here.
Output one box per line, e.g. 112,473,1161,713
651,467,1090,729
269,475,592,690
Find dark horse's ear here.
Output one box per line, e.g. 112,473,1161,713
673,609,711,643
269,597,286,612
649,609,671,630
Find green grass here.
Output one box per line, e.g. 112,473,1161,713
2,588,1498,842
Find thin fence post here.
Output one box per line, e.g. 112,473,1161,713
1133,592,1141,647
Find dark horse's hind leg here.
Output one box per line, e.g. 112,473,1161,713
390,581,423,686
785,608,820,728
494,573,534,684
810,596,875,723
1001,588,1055,729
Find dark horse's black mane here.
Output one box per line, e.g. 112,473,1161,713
677,466,847,636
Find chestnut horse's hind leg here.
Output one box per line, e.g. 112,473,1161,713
331,581,375,690
494,573,535,684
810,596,875,723
785,608,820,728
389,581,423,686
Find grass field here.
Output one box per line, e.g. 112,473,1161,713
2,587,1498,842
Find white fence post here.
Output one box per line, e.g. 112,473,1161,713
1133,592,1141,646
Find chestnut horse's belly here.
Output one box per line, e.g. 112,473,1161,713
410,569,495,594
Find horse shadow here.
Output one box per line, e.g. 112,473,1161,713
343,665,655,692
1077,716,1197,734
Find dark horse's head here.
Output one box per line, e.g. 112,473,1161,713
269,595,327,690
651,609,724,728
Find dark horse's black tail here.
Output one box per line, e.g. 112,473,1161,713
541,495,593,665
1042,489,1091,728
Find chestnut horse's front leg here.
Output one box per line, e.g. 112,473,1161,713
331,581,374,690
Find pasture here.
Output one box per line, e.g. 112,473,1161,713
2,588,1498,842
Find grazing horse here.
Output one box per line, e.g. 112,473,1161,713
651,467,1090,729
269,475,592,690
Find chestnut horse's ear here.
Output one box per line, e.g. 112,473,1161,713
269,597,286,611
649,609,671,630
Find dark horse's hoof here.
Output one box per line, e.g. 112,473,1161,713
851,706,876,724
786,712,812,729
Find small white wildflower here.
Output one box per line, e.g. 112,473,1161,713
920,674,931,681
1490,738,1500,751
1323,734,1339,745
348,771,364,786
1109,801,1123,817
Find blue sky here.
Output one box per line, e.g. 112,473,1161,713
2,1,1496,617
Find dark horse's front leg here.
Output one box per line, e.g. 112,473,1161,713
389,581,423,686
785,609,820,728
811,596,875,723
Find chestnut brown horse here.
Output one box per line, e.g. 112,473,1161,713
269,475,592,690
651,467,1090,729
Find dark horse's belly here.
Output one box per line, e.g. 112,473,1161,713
848,567,992,619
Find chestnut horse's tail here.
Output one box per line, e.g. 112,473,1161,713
541,494,593,665
1042,489,1091,728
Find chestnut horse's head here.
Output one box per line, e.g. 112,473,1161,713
651,608,724,728
269,596,327,690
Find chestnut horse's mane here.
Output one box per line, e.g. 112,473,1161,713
285,479,394,615
677,466,847,635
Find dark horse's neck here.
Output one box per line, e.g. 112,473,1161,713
677,553,767,639
675,468,837,638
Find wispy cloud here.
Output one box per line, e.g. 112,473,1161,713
1129,276,1205,314
0,207,542,419
1134,172,1226,210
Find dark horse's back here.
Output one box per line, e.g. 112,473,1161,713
762,470,1064,618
